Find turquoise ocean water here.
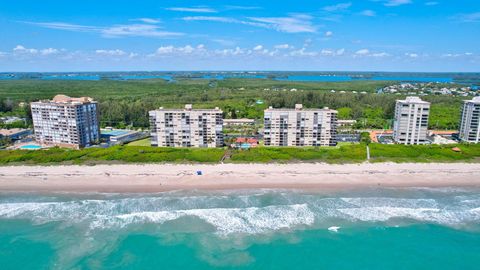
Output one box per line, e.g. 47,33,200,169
1,188,480,269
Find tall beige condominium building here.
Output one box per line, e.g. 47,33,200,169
31,95,100,148
393,96,430,145
149,104,224,147
263,104,337,147
459,96,480,143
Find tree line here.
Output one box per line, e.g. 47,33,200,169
0,79,468,130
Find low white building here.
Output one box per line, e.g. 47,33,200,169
100,129,147,145
0,128,32,140
223,118,256,126
149,104,224,147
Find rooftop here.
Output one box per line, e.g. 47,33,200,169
34,95,96,104
0,128,29,136
152,104,222,112
223,118,256,123
101,129,136,137
235,137,258,144
397,96,430,104
265,104,336,112
465,96,480,104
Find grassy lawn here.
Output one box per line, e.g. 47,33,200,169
126,138,151,146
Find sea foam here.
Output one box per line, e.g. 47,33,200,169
1,190,480,235
92,204,315,235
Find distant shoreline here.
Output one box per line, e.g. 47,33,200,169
1,163,479,193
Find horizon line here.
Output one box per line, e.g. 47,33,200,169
1,70,480,74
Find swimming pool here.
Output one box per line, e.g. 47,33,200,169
19,144,42,150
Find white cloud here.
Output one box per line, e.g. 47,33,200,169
303,38,313,48
360,10,376,17
289,48,318,57
442,53,456,57
183,14,317,33
248,14,317,33
215,47,246,56
442,52,474,57
453,12,480,23
405,52,419,58
10,45,71,60
14,44,461,67
182,16,236,23
353,49,389,57
10,45,142,61
101,24,183,38
325,31,333,37
155,46,175,55
323,2,352,12
320,49,347,56
384,0,412,7
151,44,207,57
212,39,236,46
95,49,126,56
40,48,60,55
23,21,183,38
371,52,390,57
165,7,217,13
274,44,291,49
320,49,335,56
13,45,38,54
151,44,249,58
223,5,262,11
132,18,161,24
22,21,99,32
355,49,370,55
128,52,139,58
5,44,477,70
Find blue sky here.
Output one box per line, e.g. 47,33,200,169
0,0,479,72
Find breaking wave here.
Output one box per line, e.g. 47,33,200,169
94,204,315,235
1,189,480,235
0,197,315,235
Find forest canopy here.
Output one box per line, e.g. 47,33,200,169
0,78,467,130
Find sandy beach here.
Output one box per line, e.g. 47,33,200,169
0,163,479,193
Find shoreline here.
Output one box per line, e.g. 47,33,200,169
1,163,480,193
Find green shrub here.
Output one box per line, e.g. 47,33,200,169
0,143,479,165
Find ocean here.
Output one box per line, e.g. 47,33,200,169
1,187,480,269
0,72,468,83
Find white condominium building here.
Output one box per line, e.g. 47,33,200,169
459,96,480,143
31,95,100,148
149,104,224,147
393,96,430,145
263,104,337,147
